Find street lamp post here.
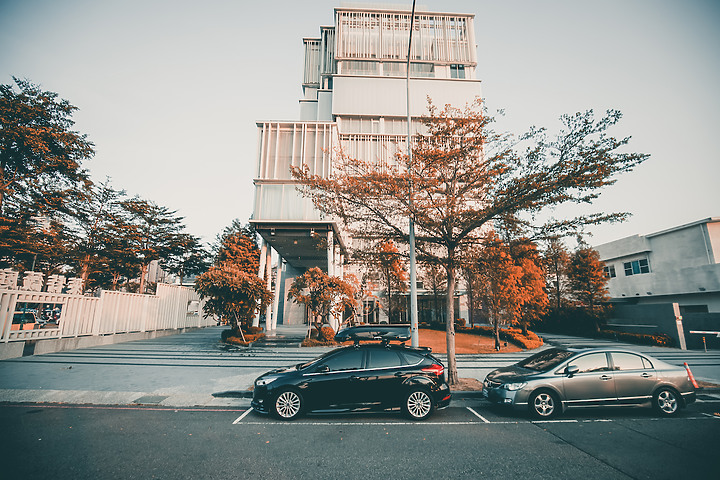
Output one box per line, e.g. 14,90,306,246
406,0,419,347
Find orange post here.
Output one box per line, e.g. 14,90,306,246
684,362,700,389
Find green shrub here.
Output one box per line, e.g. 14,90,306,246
456,325,543,349
598,330,675,348
221,328,265,346
319,325,335,342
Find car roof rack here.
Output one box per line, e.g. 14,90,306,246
334,324,412,345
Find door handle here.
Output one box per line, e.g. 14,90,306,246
641,373,652,378
349,375,360,381
600,375,612,381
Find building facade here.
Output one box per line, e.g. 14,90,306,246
595,218,720,314
251,6,481,328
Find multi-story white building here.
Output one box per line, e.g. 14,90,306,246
251,5,482,329
595,217,720,314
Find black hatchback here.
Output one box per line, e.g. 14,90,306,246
251,325,451,420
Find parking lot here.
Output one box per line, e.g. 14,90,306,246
3,397,719,480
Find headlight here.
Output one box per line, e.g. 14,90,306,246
256,377,277,387
502,382,527,391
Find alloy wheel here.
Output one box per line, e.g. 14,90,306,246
656,389,678,415
275,390,302,419
532,392,556,418
406,390,432,419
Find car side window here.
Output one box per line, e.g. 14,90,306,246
322,350,364,372
611,352,646,371
368,349,402,369
642,357,654,369
399,351,423,366
568,353,610,373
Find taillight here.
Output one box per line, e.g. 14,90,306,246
422,364,444,377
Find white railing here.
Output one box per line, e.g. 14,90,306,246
0,283,214,343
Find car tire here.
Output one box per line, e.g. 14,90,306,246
653,387,680,416
403,388,434,420
529,390,560,419
272,389,304,420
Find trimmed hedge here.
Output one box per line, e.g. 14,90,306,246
598,329,676,348
420,322,544,350
221,328,265,346
466,325,544,350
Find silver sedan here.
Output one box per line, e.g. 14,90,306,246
483,347,697,418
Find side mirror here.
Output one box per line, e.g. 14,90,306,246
316,364,330,373
565,365,580,376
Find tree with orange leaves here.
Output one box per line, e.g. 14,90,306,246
374,241,408,323
287,267,357,336
292,98,648,384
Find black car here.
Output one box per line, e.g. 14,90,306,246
251,325,451,420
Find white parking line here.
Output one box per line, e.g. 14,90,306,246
232,407,254,424
466,407,490,423
236,421,483,426
701,413,720,419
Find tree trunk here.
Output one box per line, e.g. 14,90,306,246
493,315,501,351
445,266,458,385
80,254,91,285
139,263,148,295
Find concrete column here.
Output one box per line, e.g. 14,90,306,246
254,239,268,328
265,245,273,333
327,231,334,277
271,259,284,332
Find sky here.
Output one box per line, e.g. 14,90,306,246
1,0,719,247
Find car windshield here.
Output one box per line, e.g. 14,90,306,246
296,350,338,370
516,348,575,372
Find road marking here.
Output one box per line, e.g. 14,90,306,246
466,407,490,423
701,412,720,419
0,404,246,413
532,419,579,424
232,407,254,424
236,421,486,426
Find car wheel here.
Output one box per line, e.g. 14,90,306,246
653,387,680,416
272,389,303,420
529,390,559,419
404,388,433,420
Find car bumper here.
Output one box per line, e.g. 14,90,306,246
483,387,528,409
435,382,452,409
251,386,270,414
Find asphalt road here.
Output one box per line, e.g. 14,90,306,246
2,327,720,479
2,400,719,480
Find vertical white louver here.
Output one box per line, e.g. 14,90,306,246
335,10,475,65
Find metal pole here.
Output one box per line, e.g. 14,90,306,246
406,0,419,347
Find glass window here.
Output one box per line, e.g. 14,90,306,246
409,63,434,77
568,353,610,373
341,61,379,75
623,259,650,276
399,351,424,366
368,349,402,369
603,265,616,278
517,348,575,372
450,64,465,79
322,350,364,371
642,357,654,369
611,352,646,371
383,62,405,76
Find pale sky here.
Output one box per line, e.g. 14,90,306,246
1,0,719,247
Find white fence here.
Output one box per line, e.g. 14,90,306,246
1,283,214,343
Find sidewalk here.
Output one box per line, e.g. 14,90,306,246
0,326,718,407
